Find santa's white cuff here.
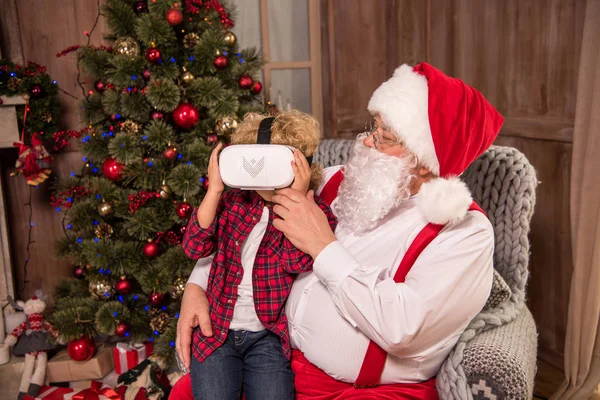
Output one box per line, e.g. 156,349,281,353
313,241,362,289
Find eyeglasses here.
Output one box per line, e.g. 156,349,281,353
363,120,402,149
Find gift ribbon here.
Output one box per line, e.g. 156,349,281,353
37,386,59,399
72,381,121,400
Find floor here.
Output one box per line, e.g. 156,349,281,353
533,360,564,399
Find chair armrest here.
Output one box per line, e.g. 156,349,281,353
462,307,538,399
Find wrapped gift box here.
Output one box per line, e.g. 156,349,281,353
22,386,74,399
46,344,113,383
112,342,153,375
63,381,121,400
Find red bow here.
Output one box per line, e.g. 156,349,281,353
73,381,122,400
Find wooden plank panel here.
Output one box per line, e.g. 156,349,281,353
396,0,428,67
494,135,574,370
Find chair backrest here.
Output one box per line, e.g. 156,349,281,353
315,140,538,304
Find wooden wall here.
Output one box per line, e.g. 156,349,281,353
0,0,109,302
321,0,585,371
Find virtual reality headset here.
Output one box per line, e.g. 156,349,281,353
219,117,313,190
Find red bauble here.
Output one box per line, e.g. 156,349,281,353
202,176,210,191
94,80,106,93
133,0,148,14
115,321,130,337
162,146,177,160
149,292,165,306
238,75,253,90
151,111,164,120
72,266,85,280
102,158,124,181
176,202,193,219
115,277,132,295
110,114,120,122
251,81,263,95
213,55,228,70
172,103,200,129
145,47,162,63
207,134,218,144
166,8,183,25
30,85,43,98
143,240,161,257
179,224,187,236
143,68,152,80
67,336,96,361
0,98,3,105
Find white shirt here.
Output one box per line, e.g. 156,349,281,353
188,166,494,383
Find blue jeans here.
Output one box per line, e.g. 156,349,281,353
190,330,294,400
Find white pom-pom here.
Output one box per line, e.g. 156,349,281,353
416,177,473,224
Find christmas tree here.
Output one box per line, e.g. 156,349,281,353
49,0,264,368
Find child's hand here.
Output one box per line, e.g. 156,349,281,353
290,150,311,195
208,143,225,194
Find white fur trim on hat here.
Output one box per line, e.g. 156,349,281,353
416,177,473,224
367,64,440,175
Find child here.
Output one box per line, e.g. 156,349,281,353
182,110,337,400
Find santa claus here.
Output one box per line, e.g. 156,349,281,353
174,62,504,399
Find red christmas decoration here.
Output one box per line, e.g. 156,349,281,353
172,103,200,129
67,336,96,361
143,240,161,257
156,230,182,245
72,265,85,279
149,292,165,307
213,55,228,70
151,111,164,120
143,68,152,80
251,81,262,95
202,176,210,191
128,190,159,213
30,85,43,98
176,202,193,219
115,277,132,295
207,134,218,144
115,321,130,337
134,0,148,14
145,47,162,63
50,185,90,209
51,129,81,152
110,114,120,122
166,8,183,25
0,98,3,105
238,74,253,89
102,158,124,181
94,80,106,93
179,224,187,237
162,146,178,160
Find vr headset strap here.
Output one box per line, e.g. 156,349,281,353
256,116,313,165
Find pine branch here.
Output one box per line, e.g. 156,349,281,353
135,13,177,46
146,78,181,112
78,47,113,79
81,131,111,164
187,77,227,108
182,139,211,171
208,89,240,119
152,321,177,367
80,94,105,125
101,89,122,115
167,164,203,199
148,0,175,15
106,56,147,88
123,208,174,240
108,133,144,165
151,247,196,279
144,120,175,150
121,92,152,122
102,0,138,38
95,301,131,335
149,62,180,81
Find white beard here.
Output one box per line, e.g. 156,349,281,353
332,135,417,235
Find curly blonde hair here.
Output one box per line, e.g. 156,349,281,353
230,110,323,188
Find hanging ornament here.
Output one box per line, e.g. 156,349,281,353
94,80,107,93
115,321,130,337
89,278,115,300
102,158,124,181
181,70,195,84
215,116,238,135
251,81,263,95
67,336,96,361
114,37,140,57
121,120,140,134
149,309,170,333
238,74,253,89
166,8,183,25
170,277,186,299
145,47,162,64
72,265,85,279
41,111,53,123
213,55,228,70
149,292,165,307
30,85,44,98
179,224,187,236
143,240,161,257
224,31,237,46
115,276,132,295
151,111,164,120
11,134,52,185
202,176,210,191
207,134,218,144
162,146,178,160
184,33,200,48
176,202,193,219
133,0,148,15
172,103,200,129
97,201,113,217
7,77,23,91
142,68,152,80
95,222,114,239
110,114,120,123
158,184,171,199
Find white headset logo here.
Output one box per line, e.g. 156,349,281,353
243,156,265,178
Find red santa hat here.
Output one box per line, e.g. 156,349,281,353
367,62,504,224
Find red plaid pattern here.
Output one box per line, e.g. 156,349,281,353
183,189,337,361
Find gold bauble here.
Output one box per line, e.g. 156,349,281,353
121,120,140,134
95,223,114,239
89,278,114,300
181,71,195,84
215,117,238,135
169,277,186,299
158,184,171,199
97,201,113,217
149,308,170,333
41,111,53,123
7,77,23,91
224,31,237,46
184,33,200,48
114,37,140,57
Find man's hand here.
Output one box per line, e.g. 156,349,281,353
290,150,311,195
272,188,336,259
176,283,213,370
